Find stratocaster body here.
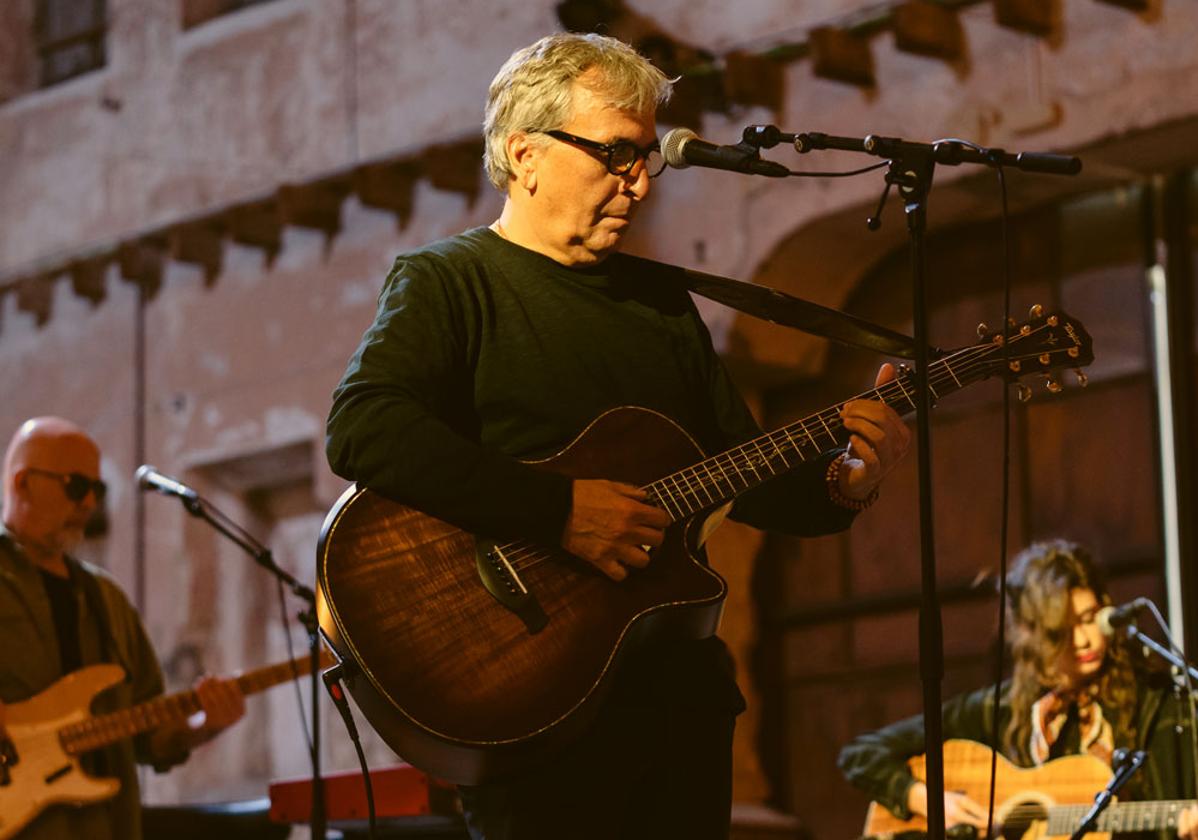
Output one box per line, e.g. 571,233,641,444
0,666,124,839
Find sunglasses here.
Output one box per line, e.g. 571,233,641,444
543,130,666,178
26,467,107,502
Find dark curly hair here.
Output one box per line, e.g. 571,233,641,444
1003,540,1138,758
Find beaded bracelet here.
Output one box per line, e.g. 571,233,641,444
825,452,879,512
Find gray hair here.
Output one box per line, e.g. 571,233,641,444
483,33,672,191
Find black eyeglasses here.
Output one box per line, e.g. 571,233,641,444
543,130,666,178
26,467,107,502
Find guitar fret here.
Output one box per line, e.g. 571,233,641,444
768,433,792,468
651,481,683,521
691,464,716,506
709,455,736,495
943,358,963,388
679,469,704,512
779,428,806,462
737,444,762,482
891,377,916,410
816,414,838,445
667,473,696,515
754,437,781,474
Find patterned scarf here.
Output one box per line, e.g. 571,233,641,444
1029,685,1113,766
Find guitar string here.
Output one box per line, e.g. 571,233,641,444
498,328,1078,575
501,336,1075,575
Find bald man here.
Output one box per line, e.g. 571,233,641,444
0,417,245,840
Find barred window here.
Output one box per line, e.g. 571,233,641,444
35,0,106,88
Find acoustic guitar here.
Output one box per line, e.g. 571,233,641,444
0,652,331,839
316,308,1093,784
863,739,1195,839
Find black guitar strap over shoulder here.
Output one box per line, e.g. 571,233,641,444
627,254,930,360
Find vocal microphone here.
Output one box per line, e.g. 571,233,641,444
1096,597,1154,637
135,465,199,502
661,128,791,178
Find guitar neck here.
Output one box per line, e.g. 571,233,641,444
58,655,316,755
642,347,979,520
1047,800,1198,835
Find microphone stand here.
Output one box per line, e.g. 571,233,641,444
1068,749,1147,840
175,494,327,839
1121,622,1198,683
749,126,1081,840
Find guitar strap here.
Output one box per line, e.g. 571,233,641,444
628,255,929,360
69,556,124,677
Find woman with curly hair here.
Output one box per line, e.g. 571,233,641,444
838,540,1198,839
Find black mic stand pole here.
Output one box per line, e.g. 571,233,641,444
1069,749,1147,840
782,130,1080,840
176,495,328,839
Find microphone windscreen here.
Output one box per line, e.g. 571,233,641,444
661,127,696,169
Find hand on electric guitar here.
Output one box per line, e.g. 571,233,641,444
150,674,245,759
906,780,990,831
1180,805,1198,840
191,675,246,742
838,364,912,501
563,479,670,581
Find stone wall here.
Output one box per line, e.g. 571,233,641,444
1,0,1196,835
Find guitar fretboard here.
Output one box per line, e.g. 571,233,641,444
58,656,316,755
1046,800,1197,835
641,343,989,520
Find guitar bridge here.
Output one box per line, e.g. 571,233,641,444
475,542,548,635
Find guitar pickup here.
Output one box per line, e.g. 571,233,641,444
475,542,548,635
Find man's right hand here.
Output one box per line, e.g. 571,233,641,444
562,479,670,581
907,781,990,830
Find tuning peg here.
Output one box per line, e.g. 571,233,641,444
977,322,989,339
1028,304,1044,320
1007,317,1017,329
1075,369,1089,388
1017,383,1033,403
1045,375,1063,394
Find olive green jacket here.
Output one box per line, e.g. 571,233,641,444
0,531,186,840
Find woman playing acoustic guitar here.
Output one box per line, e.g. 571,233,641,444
839,540,1198,840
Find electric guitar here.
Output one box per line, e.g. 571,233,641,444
862,739,1195,839
0,652,331,839
316,308,1094,784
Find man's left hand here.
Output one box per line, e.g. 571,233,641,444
838,363,911,501
191,675,246,743
1179,805,1198,840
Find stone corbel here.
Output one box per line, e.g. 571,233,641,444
422,141,484,206
168,216,226,286
226,198,283,266
118,236,167,301
723,51,784,114
354,160,420,230
809,26,876,89
278,174,353,240
69,256,111,306
994,0,1061,41
893,0,966,65
16,273,56,327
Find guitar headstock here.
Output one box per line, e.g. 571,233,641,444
967,305,1094,399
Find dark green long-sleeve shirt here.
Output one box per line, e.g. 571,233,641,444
326,226,856,546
